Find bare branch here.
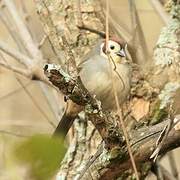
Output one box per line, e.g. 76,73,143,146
150,0,170,25
44,64,124,149
0,21,60,120
0,43,55,86
128,0,149,64
0,51,56,128
0,40,32,66
3,0,42,61
0,130,28,138
0,8,27,53
5,0,64,123
15,77,56,128
77,25,106,38
0,59,31,77
44,62,180,179
80,119,180,180
0,82,32,101
38,35,48,49
105,0,139,179
42,1,78,78
39,82,62,122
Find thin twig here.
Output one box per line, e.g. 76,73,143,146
16,78,56,128
105,0,139,179
0,82,32,101
150,117,173,161
0,42,54,87
39,82,61,122
0,7,27,54
1,54,56,128
0,59,31,77
0,130,28,138
128,0,149,63
109,55,125,91
3,0,42,62
99,0,131,41
38,35,48,49
77,25,106,38
75,0,106,38
0,40,32,66
2,0,62,123
150,0,170,25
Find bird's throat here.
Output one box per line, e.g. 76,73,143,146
109,54,122,64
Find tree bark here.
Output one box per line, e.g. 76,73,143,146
35,0,180,179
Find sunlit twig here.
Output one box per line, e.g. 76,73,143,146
0,53,56,128
106,0,139,179
150,0,170,25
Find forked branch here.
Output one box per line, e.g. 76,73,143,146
43,63,180,180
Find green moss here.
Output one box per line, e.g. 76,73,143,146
109,147,123,160
116,170,131,180
107,147,128,164
141,162,151,176
149,101,168,125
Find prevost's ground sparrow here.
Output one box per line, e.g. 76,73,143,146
53,38,132,137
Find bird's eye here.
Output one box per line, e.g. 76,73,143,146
110,45,115,50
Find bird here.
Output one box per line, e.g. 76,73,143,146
53,38,132,137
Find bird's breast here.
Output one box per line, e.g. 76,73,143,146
79,55,131,111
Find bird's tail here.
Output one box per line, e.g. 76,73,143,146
52,101,82,138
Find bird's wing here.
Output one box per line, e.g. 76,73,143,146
77,39,103,70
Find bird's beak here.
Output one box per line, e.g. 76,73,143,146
116,48,126,58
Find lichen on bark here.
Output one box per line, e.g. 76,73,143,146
35,0,180,179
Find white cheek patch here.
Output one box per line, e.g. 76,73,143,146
100,51,108,59
100,42,108,59
100,41,122,60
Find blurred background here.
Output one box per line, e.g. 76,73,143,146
0,0,179,179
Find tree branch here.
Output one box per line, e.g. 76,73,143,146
0,59,31,77
80,119,180,180
44,64,124,149
150,0,170,25
3,0,42,62
44,63,180,179
0,1,64,125
0,40,32,66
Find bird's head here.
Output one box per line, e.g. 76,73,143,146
100,38,127,63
